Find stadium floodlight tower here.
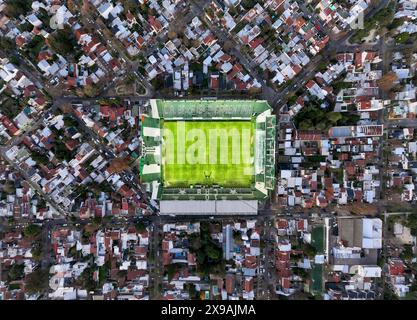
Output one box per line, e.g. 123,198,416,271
139,99,276,216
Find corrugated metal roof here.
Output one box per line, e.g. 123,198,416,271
159,200,258,215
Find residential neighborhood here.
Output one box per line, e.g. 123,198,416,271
0,0,417,305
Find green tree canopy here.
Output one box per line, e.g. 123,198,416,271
0,36,16,53
400,245,414,261
24,224,42,238
303,243,317,258
4,0,32,18
406,214,417,236
48,26,77,56
167,263,180,282
8,263,25,281
206,245,221,260
190,222,224,276
328,112,342,124
25,269,49,294
135,221,147,233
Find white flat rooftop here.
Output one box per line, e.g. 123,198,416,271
159,200,258,215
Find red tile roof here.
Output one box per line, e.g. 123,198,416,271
226,274,234,294
244,277,254,292
389,259,405,276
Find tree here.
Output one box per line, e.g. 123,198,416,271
232,230,242,242
185,283,198,299
292,267,309,279
32,242,42,261
150,76,165,90
328,112,342,124
196,250,207,265
63,115,79,128
0,97,20,119
98,264,108,286
287,95,298,105
79,267,96,292
406,214,417,236
404,291,417,300
228,6,238,17
189,234,202,251
294,100,359,131
241,0,256,10
405,280,417,300
190,222,224,276
246,228,252,238
388,18,405,30
68,245,79,258
396,31,412,43
24,224,42,238
53,141,74,162
122,0,140,14
138,65,146,75
139,3,149,18
26,35,45,58
117,269,128,279
8,263,25,281
135,221,147,233
25,269,49,294
316,121,328,131
92,216,102,226
31,151,49,165
167,263,180,282
0,37,16,53
303,243,317,258
206,245,221,260
411,281,417,293
400,245,414,261
317,61,328,72
332,80,350,92
4,0,32,18
200,222,210,233
48,26,77,56
299,119,313,130
383,283,399,300
373,5,395,25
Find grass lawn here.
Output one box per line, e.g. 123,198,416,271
162,120,255,188
311,264,323,295
312,225,325,253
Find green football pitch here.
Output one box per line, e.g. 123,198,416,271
162,120,255,188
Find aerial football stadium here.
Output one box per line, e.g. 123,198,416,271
139,99,276,215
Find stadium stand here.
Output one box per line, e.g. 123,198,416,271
139,99,277,215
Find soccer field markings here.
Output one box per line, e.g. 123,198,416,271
161,120,255,187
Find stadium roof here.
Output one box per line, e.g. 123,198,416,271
154,99,271,119
160,200,258,215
